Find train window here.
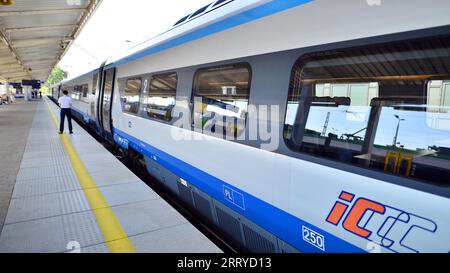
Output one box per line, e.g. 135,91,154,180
77,86,82,100
102,68,115,134
81,84,89,103
92,74,98,95
141,73,177,122
69,86,74,99
82,85,88,98
71,86,81,100
91,74,98,119
121,78,142,115
192,63,251,139
284,36,450,186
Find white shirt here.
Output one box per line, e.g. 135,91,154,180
58,95,72,109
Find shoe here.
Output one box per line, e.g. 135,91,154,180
70,132,74,135
58,132,63,135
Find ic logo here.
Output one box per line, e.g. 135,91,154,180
326,191,438,253
327,191,385,238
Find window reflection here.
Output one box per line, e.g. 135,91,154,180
121,78,142,114
193,64,251,139
284,36,450,186
142,73,177,122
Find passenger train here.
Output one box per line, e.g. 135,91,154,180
51,0,450,253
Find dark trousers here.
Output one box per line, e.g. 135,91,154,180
60,108,73,133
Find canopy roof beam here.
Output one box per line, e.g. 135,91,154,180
0,8,86,17
5,24,78,33
0,0,102,82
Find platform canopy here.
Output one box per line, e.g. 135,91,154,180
0,0,101,83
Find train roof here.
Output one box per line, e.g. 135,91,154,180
62,0,450,84
63,0,272,83
105,0,272,68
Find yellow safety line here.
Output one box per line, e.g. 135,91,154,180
45,100,135,253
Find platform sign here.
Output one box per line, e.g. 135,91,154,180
22,80,41,89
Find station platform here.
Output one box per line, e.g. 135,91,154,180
0,98,222,253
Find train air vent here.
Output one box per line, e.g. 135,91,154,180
215,206,244,246
242,223,276,253
192,191,214,222
177,181,194,207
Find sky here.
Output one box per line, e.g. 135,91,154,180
303,105,450,151
59,0,212,78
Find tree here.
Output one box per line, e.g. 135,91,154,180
46,66,68,86
41,66,68,95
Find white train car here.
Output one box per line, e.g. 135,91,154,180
58,68,102,130
60,0,450,253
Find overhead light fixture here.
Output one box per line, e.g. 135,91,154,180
0,0,14,6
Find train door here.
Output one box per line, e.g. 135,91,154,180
95,63,106,129
54,85,61,99
100,67,116,136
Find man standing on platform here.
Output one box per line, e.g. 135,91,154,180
58,90,73,135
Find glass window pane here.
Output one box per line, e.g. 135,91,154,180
350,84,369,106
121,78,142,115
284,36,450,186
444,83,450,107
92,74,98,95
331,84,348,97
80,84,89,103
71,86,81,100
91,74,98,119
193,63,251,139
315,84,325,97
142,73,177,122
82,85,88,98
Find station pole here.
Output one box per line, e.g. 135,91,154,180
5,82,10,103
24,85,30,101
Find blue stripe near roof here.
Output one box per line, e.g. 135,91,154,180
113,128,365,253
108,0,313,68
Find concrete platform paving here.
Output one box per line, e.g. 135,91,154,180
0,101,38,232
0,99,222,253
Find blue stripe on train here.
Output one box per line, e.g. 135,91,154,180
71,108,103,134
71,108,93,125
113,128,365,253
108,0,314,68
